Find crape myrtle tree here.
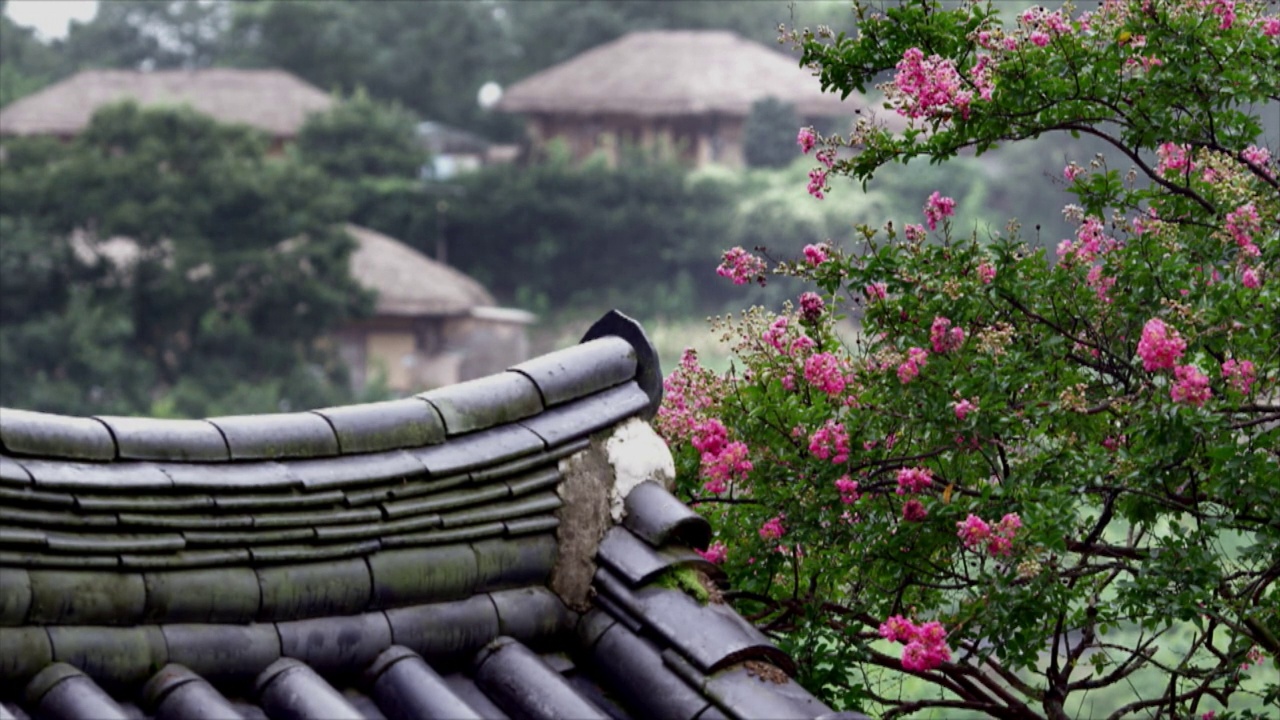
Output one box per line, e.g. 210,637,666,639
658,1,1279,717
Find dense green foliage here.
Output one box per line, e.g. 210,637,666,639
661,0,1280,717
0,103,371,417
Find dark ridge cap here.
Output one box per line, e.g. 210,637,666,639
511,335,638,408
419,372,545,437
580,613,717,720
594,567,796,677
702,661,835,719
208,413,339,461
284,449,426,492
159,461,300,492
596,526,723,588
0,485,74,510
0,409,116,461
93,416,229,462
364,646,486,720
410,424,545,476
277,612,392,676
472,636,610,720
581,310,663,419
255,659,363,720
142,663,245,720
0,566,32,625
623,481,712,551
517,381,649,447
2,506,118,529
312,398,446,455
0,626,52,682
20,458,173,492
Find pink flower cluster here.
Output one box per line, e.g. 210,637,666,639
691,419,752,494
1171,365,1212,407
807,169,828,200
1264,16,1280,37
902,499,928,522
716,247,766,285
803,243,830,266
696,541,727,564
953,397,978,420
924,192,957,230
762,316,815,357
1156,142,1194,176
804,352,849,396
759,515,786,541
799,292,825,322
1225,203,1261,256
930,317,965,354
904,224,927,243
1242,267,1261,288
835,476,860,504
656,349,721,443
797,127,816,154
879,615,952,671
1086,265,1117,304
957,513,1023,556
1221,358,1256,394
809,420,850,464
892,48,972,120
1136,318,1186,371
865,282,888,302
969,55,995,101
897,347,929,384
896,466,933,494
1210,0,1236,29
977,262,997,284
1063,162,1084,181
1059,216,1118,264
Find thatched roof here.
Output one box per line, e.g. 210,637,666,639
0,69,333,138
68,225,496,318
345,224,496,316
498,30,866,118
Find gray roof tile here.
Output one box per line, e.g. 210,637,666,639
365,646,485,720
207,413,338,460
313,398,445,454
0,409,116,461
518,381,650,446
255,659,363,720
419,372,544,436
93,416,229,462
473,637,610,720
512,336,637,407
581,310,664,418
142,664,244,720
624,481,713,550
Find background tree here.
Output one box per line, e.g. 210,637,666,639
743,98,801,168
0,103,371,417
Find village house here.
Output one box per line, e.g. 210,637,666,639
0,69,531,394
497,29,888,169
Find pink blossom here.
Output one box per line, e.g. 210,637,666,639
1225,203,1260,249
799,292,825,322
1029,30,1051,47
803,243,830,266
807,169,828,200
1063,162,1084,181
697,542,727,564
924,192,957,230
1241,144,1272,168
891,48,972,120
896,466,933,495
957,514,992,549
1240,645,1266,670
1137,318,1186,372
1086,265,1117,304
816,149,836,169
1222,358,1256,394
1263,17,1280,37
953,398,978,420
878,615,916,643
691,418,729,457
930,316,965,354
902,499,928,522
977,262,996,284
1002,36,1019,51
797,127,816,154
809,420,850,464
1171,365,1212,407
968,55,994,101
762,316,791,352
1202,712,1217,720
865,282,888,302
880,615,951,671
897,347,929,384
701,441,752,494
716,247,766,285
804,353,847,396
904,224,927,243
1242,267,1261,288
656,349,722,443
835,476,861,504
759,515,786,541
1156,142,1194,175
1102,435,1126,452
790,335,816,355
976,31,996,49
1210,0,1236,30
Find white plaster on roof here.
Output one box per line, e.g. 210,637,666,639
604,418,675,523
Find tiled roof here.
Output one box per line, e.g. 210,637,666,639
0,311,867,720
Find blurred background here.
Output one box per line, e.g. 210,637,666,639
0,0,1164,418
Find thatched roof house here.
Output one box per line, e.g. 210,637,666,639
497,30,885,167
0,69,333,141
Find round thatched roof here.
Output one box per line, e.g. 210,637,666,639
0,69,333,138
345,224,495,316
498,30,865,118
